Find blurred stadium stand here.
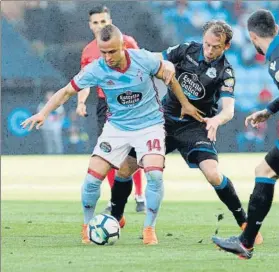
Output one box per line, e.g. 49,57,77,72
1,0,278,154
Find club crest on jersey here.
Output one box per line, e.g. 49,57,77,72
206,67,217,79
178,72,206,100
137,69,143,82
100,142,112,153
117,91,142,106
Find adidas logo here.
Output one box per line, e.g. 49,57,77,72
106,80,115,85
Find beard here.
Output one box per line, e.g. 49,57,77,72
253,43,265,55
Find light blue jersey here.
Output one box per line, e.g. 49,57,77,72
71,49,164,131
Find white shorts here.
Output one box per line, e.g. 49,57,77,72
93,122,165,169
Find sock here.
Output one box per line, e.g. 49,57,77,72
240,177,276,248
144,167,164,228
133,169,143,197
213,176,247,227
107,169,116,188
110,176,133,221
81,168,103,224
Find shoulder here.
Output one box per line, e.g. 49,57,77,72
220,55,235,77
82,40,97,56
123,35,138,49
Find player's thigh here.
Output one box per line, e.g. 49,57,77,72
133,124,165,168
93,122,132,169
256,146,279,179
177,122,218,168
117,155,139,178
88,155,112,178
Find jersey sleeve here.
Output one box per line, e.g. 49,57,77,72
141,49,161,75
219,67,236,98
70,61,98,91
124,36,139,49
267,58,279,113
162,43,190,64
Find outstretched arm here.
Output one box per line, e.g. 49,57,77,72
76,87,90,117
21,83,77,131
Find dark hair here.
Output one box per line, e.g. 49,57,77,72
202,20,233,44
247,9,276,38
88,5,110,17
99,25,115,42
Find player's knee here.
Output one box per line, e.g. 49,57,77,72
205,170,222,186
116,167,134,179
145,169,163,188
255,163,274,178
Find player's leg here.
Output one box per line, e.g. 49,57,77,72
212,145,279,259
198,158,247,226
135,124,165,245
110,155,139,224
133,169,146,212
81,121,131,243
81,155,111,243
239,147,278,247
175,122,258,241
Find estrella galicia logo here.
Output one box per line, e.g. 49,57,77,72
99,142,112,153
117,91,142,107
8,108,31,137
178,72,206,100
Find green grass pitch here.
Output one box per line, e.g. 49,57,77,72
2,154,279,272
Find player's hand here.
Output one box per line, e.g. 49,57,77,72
20,113,46,131
180,104,205,123
245,109,271,128
162,60,175,85
76,102,88,117
204,116,221,142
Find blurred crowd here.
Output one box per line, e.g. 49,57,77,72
2,1,279,153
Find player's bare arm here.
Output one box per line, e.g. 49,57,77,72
21,83,77,131
152,52,175,85
245,108,273,128
204,97,234,141
76,87,90,117
155,62,204,123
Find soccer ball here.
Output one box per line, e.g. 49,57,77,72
88,214,120,245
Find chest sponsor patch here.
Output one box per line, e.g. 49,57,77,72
178,72,206,100
117,91,142,106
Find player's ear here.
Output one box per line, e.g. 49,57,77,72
224,42,231,51
275,24,279,33
122,40,126,50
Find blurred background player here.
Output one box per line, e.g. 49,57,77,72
212,9,279,259
75,5,145,213
37,91,65,154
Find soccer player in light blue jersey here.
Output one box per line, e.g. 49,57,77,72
21,25,203,245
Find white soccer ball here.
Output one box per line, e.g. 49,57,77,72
88,214,120,245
